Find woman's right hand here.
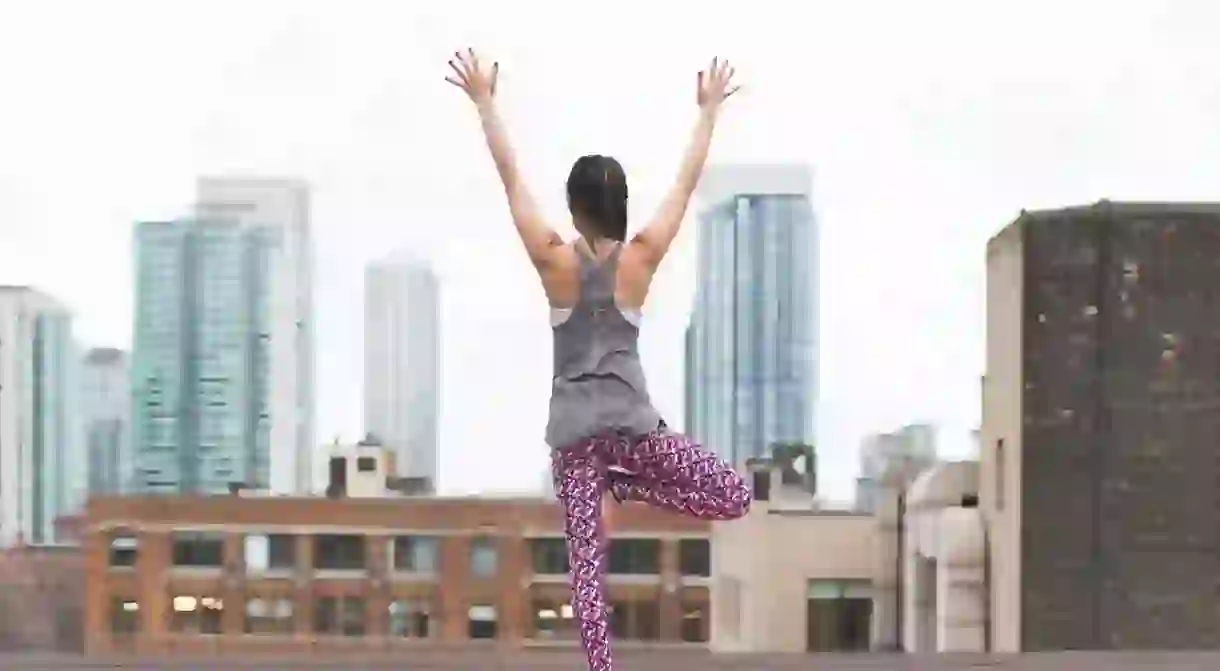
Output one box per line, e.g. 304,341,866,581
697,57,740,112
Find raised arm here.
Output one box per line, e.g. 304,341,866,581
632,58,739,267
446,49,563,268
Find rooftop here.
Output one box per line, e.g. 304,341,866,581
3,651,1219,670
83,492,710,535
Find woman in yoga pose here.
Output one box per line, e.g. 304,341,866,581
446,48,751,671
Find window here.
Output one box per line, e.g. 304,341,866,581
244,534,296,573
109,535,138,568
680,602,709,642
469,537,498,578
314,596,365,636
391,536,439,573
313,535,366,570
530,598,577,640
529,538,569,575
995,439,1005,510
169,595,224,634
678,539,710,577
608,539,660,575
356,456,377,472
110,598,139,634
388,599,432,638
244,598,294,635
328,457,347,496
467,604,498,639
609,601,660,640
171,532,225,568
806,581,873,652
752,470,772,501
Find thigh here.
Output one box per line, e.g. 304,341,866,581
604,429,750,518
605,428,731,484
552,439,611,503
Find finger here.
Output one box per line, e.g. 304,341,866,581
725,85,741,99
448,59,470,86
697,70,705,101
710,57,719,77
468,47,480,72
491,61,500,95
444,76,468,92
454,50,471,74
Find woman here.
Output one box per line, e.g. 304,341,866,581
446,49,751,671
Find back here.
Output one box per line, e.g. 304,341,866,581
545,244,661,449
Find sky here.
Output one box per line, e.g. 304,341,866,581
2,1,1220,502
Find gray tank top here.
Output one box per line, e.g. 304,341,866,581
545,243,662,449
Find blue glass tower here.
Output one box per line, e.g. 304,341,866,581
685,165,818,466
132,220,279,493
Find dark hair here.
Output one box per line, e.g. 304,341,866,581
566,154,628,242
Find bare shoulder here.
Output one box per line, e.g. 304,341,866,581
540,240,582,308
620,237,656,277
615,238,657,308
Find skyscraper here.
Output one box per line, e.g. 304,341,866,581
363,252,440,487
82,347,131,495
0,287,82,545
685,164,818,466
132,177,314,495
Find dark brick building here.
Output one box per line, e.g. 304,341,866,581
984,202,1220,650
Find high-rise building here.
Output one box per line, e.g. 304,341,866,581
363,252,440,487
853,423,939,513
82,347,131,495
0,287,82,545
685,164,818,466
132,177,314,495
984,202,1220,651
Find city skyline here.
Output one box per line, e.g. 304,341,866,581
3,2,1219,500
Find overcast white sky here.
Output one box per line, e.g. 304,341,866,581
2,1,1219,501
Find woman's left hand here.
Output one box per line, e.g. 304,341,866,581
445,48,498,107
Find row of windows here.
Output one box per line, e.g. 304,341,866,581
110,595,706,642
110,533,711,577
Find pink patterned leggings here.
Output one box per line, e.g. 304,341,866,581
551,428,752,671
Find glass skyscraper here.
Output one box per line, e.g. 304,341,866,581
363,252,440,488
133,221,278,493
132,178,314,495
685,164,818,466
0,287,82,546
82,347,131,496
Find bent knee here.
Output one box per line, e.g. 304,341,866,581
715,478,752,520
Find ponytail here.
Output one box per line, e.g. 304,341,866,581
599,164,628,241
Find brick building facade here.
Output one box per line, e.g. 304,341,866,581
80,494,711,656
985,202,1220,650
0,545,84,652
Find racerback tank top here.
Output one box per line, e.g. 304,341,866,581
545,242,662,449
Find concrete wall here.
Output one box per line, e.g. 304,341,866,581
711,502,875,653
982,222,1024,653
